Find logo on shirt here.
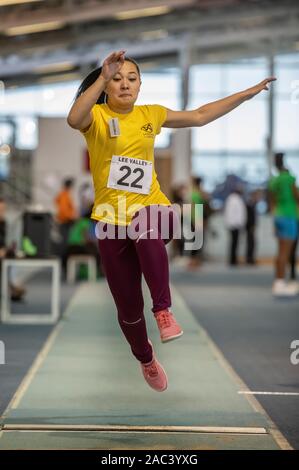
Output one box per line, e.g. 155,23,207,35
141,123,154,138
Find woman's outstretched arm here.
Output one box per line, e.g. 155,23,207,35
163,77,276,128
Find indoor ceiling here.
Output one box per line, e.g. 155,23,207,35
0,0,299,88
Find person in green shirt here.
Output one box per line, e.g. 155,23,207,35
268,152,299,296
64,205,100,278
68,217,92,246
289,204,299,285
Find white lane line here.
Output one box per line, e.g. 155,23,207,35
3,424,267,434
169,286,293,451
0,286,83,418
10,324,63,411
239,391,299,396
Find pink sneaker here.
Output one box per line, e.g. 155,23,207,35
155,309,183,343
141,341,168,392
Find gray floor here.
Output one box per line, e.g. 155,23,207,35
0,262,298,449
0,271,77,416
170,261,299,449
0,281,282,450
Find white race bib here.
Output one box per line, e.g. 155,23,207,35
107,155,152,195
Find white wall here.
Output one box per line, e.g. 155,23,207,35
171,128,192,186
32,117,92,213
205,213,277,261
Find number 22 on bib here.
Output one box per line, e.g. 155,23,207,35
107,155,153,195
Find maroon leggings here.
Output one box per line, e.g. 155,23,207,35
97,205,179,364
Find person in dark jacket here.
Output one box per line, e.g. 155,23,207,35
0,199,26,301
245,191,259,265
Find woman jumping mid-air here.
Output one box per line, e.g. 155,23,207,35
67,50,275,392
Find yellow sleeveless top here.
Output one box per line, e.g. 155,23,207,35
80,103,171,226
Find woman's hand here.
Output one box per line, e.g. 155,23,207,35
245,77,277,100
100,50,126,83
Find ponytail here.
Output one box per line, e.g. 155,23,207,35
74,66,106,104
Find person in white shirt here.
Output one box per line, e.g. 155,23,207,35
224,188,246,265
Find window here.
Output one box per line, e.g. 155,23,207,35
189,55,299,188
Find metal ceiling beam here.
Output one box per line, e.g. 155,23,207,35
1,15,298,78
0,1,298,87
1,1,298,57
0,0,195,30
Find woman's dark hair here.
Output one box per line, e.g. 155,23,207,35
64,178,74,189
74,57,140,104
274,152,285,170
192,176,203,187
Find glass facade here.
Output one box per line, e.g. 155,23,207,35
0,53,298,188
190,54,299,190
